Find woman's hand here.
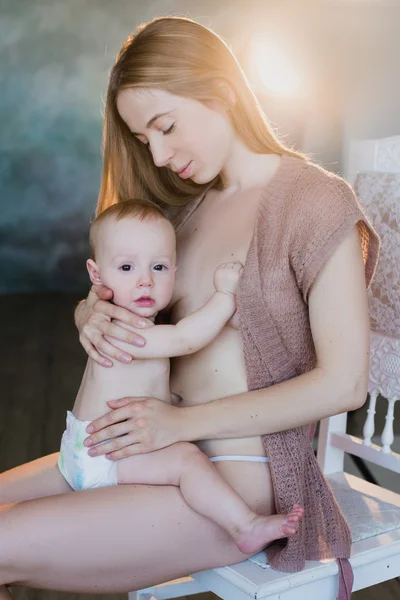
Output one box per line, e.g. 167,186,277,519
83,397,189,459
75,285,149,367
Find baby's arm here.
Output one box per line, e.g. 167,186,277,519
107,262,243,359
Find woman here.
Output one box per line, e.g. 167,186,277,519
0,16,378,598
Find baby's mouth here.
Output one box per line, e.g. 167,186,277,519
135,296,155,307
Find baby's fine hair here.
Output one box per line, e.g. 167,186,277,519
89,198,174,259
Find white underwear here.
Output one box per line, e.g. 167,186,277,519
210,455,270,463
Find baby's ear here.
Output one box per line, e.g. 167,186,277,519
86,259,102,285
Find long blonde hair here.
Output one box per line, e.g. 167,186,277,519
98,16,304,215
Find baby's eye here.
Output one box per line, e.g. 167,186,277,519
153,264,167,271
120,264,132,271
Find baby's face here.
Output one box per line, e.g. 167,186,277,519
94,217,177,318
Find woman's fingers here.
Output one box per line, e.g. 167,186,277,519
94,300,147,330
100,319,145,347
108,397,133,407
104,440,143,460
91,284,114,301
77,290,149,363
79,335,113,367
93,434,142,460
82,315,142,361
84,418,134,450
93,335,132,364
84,399,149,451
85,400,141,436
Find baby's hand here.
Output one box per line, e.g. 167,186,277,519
214,262,244,295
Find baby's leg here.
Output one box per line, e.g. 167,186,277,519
0,453,72,505
117,442,303,554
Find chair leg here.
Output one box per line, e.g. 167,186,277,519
128,591,154,600
129,576,207,599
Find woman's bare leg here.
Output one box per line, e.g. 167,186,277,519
0,453,72,505
0,586,12,599
0,483,250,593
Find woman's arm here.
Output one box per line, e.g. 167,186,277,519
84,226,370,459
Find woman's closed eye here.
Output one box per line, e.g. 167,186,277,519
134,123,175,145
162,123,175,135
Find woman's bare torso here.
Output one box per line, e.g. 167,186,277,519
169,182,276,513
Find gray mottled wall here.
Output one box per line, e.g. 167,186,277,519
1,0,244,293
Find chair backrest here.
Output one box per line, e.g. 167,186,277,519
317,135,400,477
344,135,400,185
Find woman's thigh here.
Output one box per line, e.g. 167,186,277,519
1,483,249,593
0,453,72,505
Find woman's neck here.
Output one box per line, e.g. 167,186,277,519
220,141,281,192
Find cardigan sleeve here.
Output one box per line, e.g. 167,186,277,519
289,170,380,303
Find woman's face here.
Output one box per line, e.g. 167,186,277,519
116,88,236,184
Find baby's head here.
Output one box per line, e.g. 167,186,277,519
87,199,177,319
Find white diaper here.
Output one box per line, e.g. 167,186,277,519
58,411,118,491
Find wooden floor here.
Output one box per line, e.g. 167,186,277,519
1,293,399,600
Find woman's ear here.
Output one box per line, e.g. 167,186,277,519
86,259,102,285
218,80,237,110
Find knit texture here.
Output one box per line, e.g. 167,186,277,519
174,155,380,573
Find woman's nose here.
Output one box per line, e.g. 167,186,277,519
150,139,173,168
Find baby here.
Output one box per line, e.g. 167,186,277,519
58,198,303,555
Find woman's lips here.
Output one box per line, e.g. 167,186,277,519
135,298,155,307
177,161,193,179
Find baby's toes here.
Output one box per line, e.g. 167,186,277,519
282,521,299,536
286,507,303,523
286,513,300,524
291,504,304,516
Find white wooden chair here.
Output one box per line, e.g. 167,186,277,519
130,136,400,599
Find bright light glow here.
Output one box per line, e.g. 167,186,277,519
249,35,305,96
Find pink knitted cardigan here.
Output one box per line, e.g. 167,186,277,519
174,156,379,589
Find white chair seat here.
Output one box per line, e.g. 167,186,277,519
132,473,400,600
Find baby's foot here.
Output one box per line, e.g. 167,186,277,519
232,504,304,555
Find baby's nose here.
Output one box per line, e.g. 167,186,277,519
138,273,154,287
